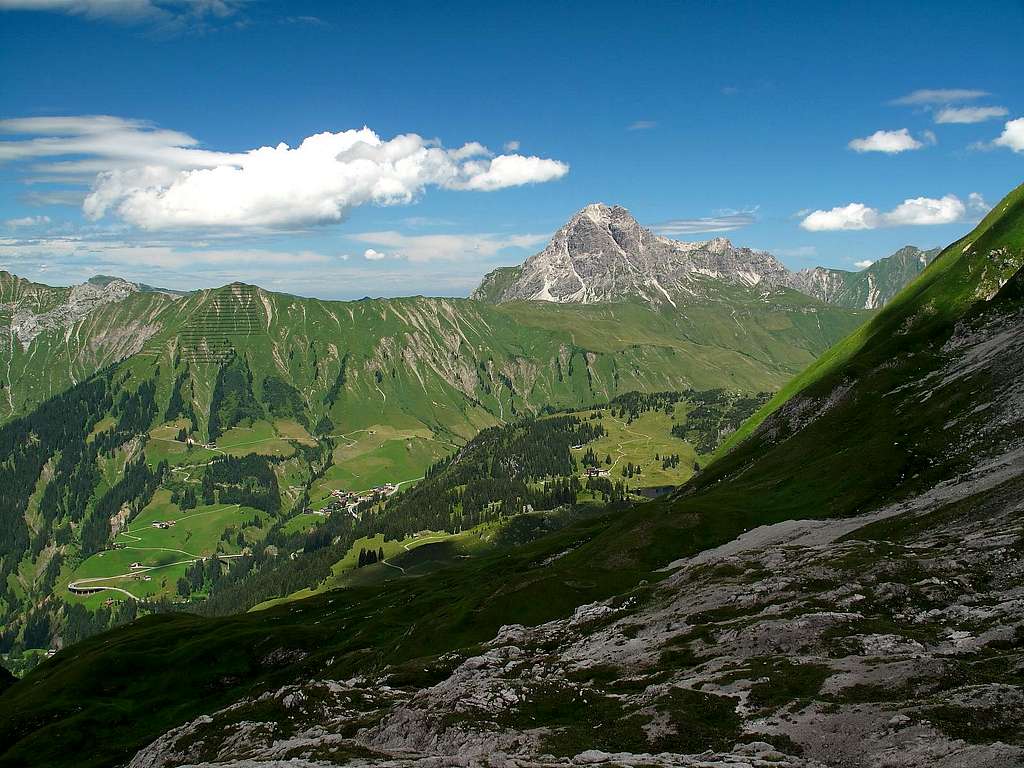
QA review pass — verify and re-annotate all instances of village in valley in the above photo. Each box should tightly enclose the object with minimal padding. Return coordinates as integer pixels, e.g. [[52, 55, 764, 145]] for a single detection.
[[54, 388, 741, 636]]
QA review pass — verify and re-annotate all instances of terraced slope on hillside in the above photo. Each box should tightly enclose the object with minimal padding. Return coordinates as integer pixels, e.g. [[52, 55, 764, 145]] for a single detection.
[[0, 272, 868, 428], [1, 185, 1020, 767]]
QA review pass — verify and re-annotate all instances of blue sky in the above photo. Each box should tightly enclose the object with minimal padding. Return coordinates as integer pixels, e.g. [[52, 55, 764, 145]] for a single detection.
[[0, 0, 1021, 299]]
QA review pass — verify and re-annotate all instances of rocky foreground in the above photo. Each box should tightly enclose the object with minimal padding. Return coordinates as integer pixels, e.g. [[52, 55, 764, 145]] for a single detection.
[[128, 443, 1024, 768]]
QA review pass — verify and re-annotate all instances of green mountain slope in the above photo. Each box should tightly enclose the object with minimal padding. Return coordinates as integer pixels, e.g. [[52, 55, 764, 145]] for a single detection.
[[1, 275, 867, 429], [0, 272, 178, 418], [0, 278, 868, 659], [469, 264, 523, 303], [717, 182, 1024, 459], [1, 186, 1020, 767]]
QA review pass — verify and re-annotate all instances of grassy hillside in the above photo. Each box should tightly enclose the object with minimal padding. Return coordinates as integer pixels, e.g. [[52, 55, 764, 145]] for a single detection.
[[0, 273, 176, 418], [0, 273, 869, 644], [1, 183, 1020, 767], [1, 273, 868, 430], [716, 182, 1024, 460]]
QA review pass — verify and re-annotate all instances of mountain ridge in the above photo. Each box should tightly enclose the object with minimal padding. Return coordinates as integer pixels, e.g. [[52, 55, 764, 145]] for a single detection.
[[0, 265, 870, 424], [473, 202, 939, 309]]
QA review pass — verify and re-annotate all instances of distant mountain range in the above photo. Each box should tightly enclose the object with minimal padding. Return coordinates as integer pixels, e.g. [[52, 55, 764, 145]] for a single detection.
[[474, 203, 938, 309]]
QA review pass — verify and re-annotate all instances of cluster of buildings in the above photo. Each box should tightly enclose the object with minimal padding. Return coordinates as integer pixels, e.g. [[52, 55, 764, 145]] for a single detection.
[[315, 484, 399, 517], [329, 483, 397, 504], [151, 520, 177, 530], [584, 466, 611, 478]]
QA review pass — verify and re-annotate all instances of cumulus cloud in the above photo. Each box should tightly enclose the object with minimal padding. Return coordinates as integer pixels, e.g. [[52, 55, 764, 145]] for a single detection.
[[854, 260, 874, 269], [451, 153, 568, 192], [5, 215, 51, 228], [800, 194, 977, 231], [966, 192, 991, 216], [653, 208, 758, 236], [935, 105, 1008, 124], [993, 118, 1024, 153], [848, 128, 926, 153], [890, 89, 988, 105], [0, 117, 569, 230], [350, 231, 548, 263], [800, 203, 880, 231], [503, 140, 520, 152], [363, 248, 387, 261]]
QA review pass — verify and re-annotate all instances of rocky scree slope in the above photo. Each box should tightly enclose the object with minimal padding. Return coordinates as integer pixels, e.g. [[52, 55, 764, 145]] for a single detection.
[[473, 203, 937, 309]]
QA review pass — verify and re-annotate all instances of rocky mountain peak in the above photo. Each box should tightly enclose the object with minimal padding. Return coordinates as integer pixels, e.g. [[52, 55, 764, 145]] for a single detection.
[[703, 236, 734, 253], [473, 204, 936, 310], [9, 276, 141, 348], [473, 203, 789, 305]]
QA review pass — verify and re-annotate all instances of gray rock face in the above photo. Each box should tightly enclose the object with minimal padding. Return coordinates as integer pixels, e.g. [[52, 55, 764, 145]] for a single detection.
[[473, 204, 935, 309], [789, 246, 940, 309], [9, 277, 140, 348], [475, 203, 793, 306]]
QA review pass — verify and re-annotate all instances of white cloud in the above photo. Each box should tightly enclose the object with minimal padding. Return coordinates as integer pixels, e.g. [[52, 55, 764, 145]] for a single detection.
[[993, 118, 1024, 153], [5, 215, 51, 228], [0, 234, 511, 299], [363, 248, 387, 261], [890, 89, 988, 105], [451, 153, 568, 192], [0, 235, 331, 269], [935, 106, 1008, 124], [653, 208, 758, 236], [884, 195, 965, 226], [854, 260, 874, 269], [848, 128, 925, 153], [800, 194, 971, 231], [627, 120, 657, 131], [503, 140, 520, 152], [351, 231, 548, 263], [967, 192, 990, 216], [801, 203, 879, 231], [0, 0, 245, 29], [22, 189, 85, 207], [0, 115, 234, 171], [0, 117, 569, 230]]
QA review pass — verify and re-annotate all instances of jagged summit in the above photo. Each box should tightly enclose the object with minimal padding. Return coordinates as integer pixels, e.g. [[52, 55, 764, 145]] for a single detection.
[[473, 204, 939, 309], [472, 203, 790, 306]]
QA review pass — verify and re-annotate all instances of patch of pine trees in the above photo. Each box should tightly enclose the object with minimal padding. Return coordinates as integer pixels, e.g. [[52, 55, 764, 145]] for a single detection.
[[357, 546, 386, 567]]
